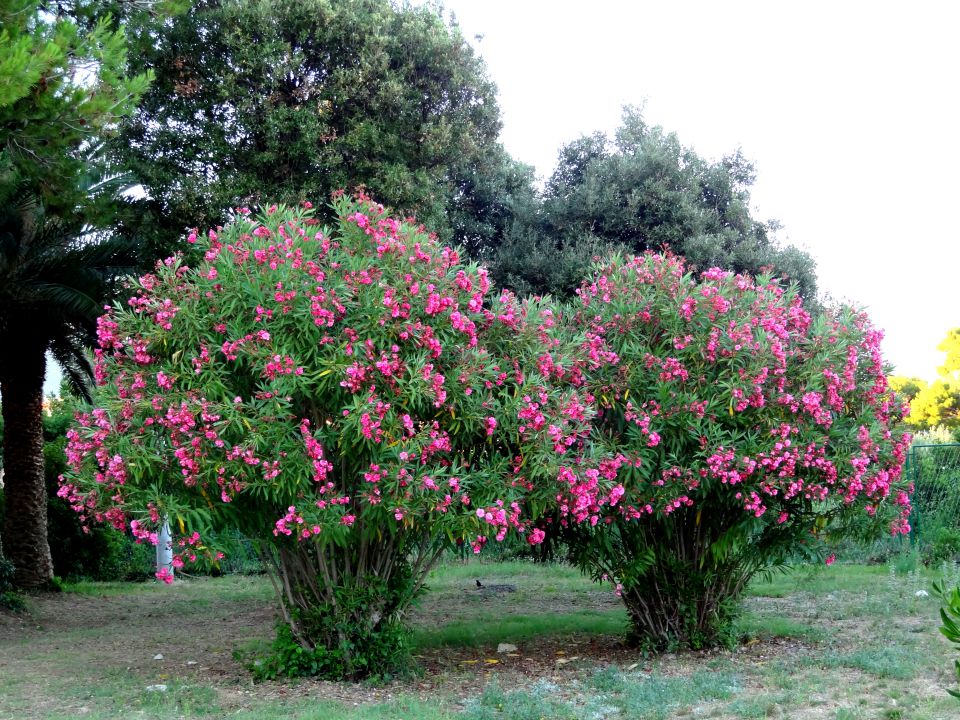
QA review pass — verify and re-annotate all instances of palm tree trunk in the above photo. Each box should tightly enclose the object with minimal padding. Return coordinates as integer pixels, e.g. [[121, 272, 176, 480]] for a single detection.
[[0, 339, 54, 590]]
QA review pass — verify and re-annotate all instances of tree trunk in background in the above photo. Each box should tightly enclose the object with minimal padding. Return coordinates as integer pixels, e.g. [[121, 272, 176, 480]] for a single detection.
[[0, 338, 54, 589]]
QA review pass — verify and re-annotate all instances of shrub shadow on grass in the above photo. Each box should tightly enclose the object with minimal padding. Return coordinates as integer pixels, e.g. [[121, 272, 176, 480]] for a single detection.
[[412, 610, 627, 650], [735, 613, 827, 643]]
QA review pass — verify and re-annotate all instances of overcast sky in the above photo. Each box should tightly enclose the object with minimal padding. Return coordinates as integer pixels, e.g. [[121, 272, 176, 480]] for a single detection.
[[434, 0, 959, 381], [40, 0, 959, 395]]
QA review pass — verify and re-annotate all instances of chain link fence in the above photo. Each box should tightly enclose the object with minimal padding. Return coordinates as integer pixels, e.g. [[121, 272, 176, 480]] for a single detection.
[[908, 443, 960, 560]]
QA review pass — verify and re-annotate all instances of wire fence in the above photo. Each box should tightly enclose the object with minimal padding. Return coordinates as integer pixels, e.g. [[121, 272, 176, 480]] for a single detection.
[[908, 443, 960, 558], [212, 528, 264, 575]]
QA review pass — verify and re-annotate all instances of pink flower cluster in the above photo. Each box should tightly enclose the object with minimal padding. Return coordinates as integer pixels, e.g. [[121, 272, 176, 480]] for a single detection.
[[564, 251, 912, 541], [59, 196, 912, 579]]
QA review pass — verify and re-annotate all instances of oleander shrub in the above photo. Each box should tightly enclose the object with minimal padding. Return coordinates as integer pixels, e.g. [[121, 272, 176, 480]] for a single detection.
[[59, 194, 589, 678], [556, 253, 912, 649]]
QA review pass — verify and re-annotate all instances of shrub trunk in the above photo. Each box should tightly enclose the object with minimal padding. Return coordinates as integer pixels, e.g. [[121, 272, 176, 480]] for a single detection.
[[259, 530, 443, 679], [618, 554, 751, 650], [570, 505, 758, 650]]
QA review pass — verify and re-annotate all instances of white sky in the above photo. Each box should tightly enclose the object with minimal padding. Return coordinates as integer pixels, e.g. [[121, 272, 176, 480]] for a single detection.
[[437, 0, 960, 381], [41, 0, 958, 395]]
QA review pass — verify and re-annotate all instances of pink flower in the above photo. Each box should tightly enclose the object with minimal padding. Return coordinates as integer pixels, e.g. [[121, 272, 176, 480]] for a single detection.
[[825, 554, 836, 566]]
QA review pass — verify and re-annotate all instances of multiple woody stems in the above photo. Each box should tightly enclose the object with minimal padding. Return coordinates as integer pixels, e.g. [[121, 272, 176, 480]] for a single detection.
[[258, 526, 445, 674]]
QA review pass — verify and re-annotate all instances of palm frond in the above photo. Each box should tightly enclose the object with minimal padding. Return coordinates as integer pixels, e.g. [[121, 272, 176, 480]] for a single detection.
[[3, 214, 137, 312], [48, 332, 95, 402], [74, 144, 140, 226], [27, 283, 102, 321], [1, 143, 139, 381], [0, 184, 42, 279]]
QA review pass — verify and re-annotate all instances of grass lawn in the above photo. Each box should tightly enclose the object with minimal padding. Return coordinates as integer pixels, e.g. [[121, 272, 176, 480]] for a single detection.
[[0, 560, 957, 719]]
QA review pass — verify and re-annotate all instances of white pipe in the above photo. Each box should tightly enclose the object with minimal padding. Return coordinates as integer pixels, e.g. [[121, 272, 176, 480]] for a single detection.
[[157, 520, 174, 582]]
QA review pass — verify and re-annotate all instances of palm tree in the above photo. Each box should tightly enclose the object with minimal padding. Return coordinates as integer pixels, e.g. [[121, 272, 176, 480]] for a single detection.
[[0, 167, 134, 589]]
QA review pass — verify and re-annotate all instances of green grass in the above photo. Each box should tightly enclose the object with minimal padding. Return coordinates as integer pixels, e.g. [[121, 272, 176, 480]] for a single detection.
[[835, 709, 867, 720], [460, 671, 740, 720], [747, 562, 941, 598], [427, 559, 593, 592], [2, 559, 957, 720], [748, 564, 882, 597], [51, 696, 452, 720], [232, 698, 453, 720], [724, 693, 790, 719], [63, 574, 273, 602], [61, 579, 154, 597], [461, 682, 580, 720], [99, 681, 221, 718], [413, 610, 627, 649], [587, 665, 626, 692], [616, 670, 740, 720], [818, 645, 927, 680], [735, 612, 826, 642]]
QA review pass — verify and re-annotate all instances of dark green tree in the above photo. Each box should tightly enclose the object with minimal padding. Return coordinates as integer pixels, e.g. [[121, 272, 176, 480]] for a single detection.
[[0, 0, 149, 588], [493, 108, 818, 300], [112, 0, 522, 260]]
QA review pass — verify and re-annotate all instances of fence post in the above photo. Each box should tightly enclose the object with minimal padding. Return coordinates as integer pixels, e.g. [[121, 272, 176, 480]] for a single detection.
[[908, 446, 919, 547]]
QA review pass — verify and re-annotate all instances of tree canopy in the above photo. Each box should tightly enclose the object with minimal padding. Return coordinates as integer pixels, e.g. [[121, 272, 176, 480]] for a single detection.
[[919, 329, 960, 429], [0, 0, 150, 210], [111, 0, 523, 261], [891, 328, 960, 431], [107, 5, 818, 307], [492, 108, 818, 300]]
